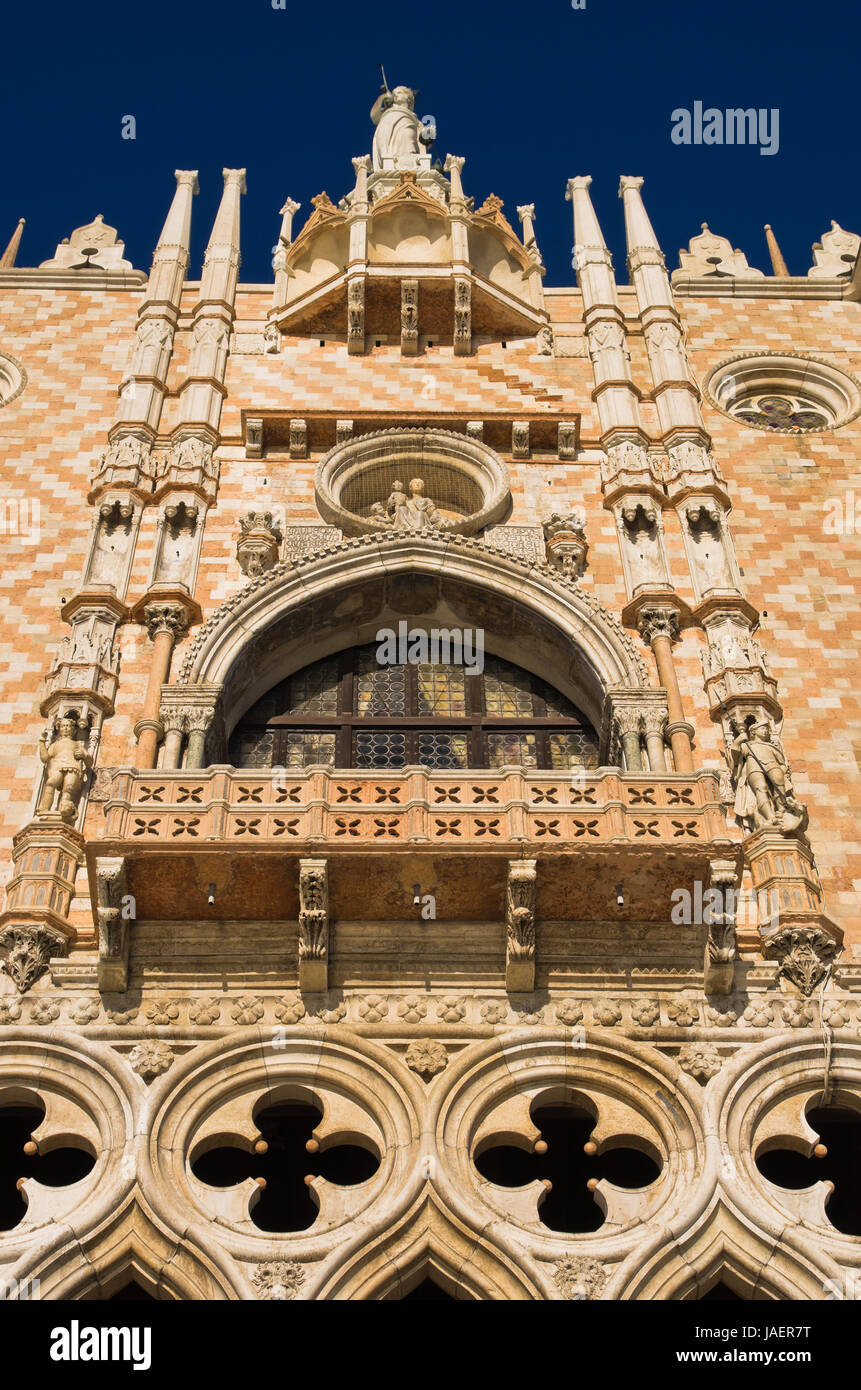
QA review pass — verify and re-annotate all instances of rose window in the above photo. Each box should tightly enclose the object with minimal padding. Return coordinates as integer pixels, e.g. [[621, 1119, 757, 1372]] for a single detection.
[[705, 353, 861, 435]]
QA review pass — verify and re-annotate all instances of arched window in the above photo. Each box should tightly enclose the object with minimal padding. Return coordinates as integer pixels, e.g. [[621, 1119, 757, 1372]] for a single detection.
[[229, 644, 599, 772]]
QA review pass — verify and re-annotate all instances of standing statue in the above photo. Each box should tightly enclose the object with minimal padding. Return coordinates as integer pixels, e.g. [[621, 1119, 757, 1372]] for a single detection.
[[370, 78, 433, 171], [38, 711, 93, 822], [730, 719, 807, 835]]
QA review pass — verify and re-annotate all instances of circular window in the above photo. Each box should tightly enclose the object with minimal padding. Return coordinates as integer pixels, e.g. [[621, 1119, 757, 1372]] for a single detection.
[[705, 353, 861, 435], [0, 352, 27, 408], [314, 427, 511, 536]]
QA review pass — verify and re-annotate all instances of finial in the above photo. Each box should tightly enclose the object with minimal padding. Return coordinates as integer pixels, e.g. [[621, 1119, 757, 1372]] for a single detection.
[[764, 223, 789, 276], [0, 217, 25, 269]]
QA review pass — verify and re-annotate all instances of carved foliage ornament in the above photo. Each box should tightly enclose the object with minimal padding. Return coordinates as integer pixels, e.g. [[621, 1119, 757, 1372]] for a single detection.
[[0, 924, 68, 993], [764, 926, 840, 996]]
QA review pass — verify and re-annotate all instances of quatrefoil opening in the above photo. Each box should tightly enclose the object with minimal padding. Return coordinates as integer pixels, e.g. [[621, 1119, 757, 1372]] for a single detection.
[[755, 1100, 861, 1237], [474, 1094, 662, 1233], [190, 1093, 380, 1233], [0, 1094, 96, 1231]]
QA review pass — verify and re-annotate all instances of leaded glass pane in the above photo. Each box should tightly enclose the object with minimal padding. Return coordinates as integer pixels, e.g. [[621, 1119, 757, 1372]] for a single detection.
[[353, 730, 407, 768], [416, 664, 467, 716], [229, 729, 275, 769], [548, 730, 600, 769], [417, 731, 469, 769], [483, 657, 534, 716], [283, 731, 336, 767], [356, 650, 407, 715], [285, 657, 340, 714], [542, 686, 580, 718], [487, 732, 538, 767]]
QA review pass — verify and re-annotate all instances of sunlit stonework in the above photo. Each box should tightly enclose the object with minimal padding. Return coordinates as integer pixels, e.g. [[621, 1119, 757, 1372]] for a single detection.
[[0, 82, 859, 1304]]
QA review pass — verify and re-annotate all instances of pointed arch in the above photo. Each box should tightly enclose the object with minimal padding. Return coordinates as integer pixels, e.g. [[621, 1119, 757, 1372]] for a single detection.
[[318, 1189, 543, 1301]]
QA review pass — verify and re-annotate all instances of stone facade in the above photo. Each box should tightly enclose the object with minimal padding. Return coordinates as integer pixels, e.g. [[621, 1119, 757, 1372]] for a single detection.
[[0, 94, 860, 1301]]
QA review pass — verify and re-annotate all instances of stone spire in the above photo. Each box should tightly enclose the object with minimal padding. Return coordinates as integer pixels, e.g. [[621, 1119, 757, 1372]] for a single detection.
[[114, 171, 199, 440], [764, 223, 789, 277], [619, 175, 699, 440], [0, 218, 25, 269], [199, 168, 246, 306], [566, 176, 644, 447], [147, 170, 198, 305], [178, 169, 246, 435]]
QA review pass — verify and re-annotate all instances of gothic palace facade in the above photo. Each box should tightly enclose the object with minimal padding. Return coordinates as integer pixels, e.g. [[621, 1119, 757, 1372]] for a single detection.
[[1, 87, 860, 1301]]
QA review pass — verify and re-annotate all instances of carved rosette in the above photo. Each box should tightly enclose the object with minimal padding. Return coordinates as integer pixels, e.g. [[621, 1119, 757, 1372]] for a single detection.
[[764, 925, 840, 996], [0, 924, 68, 994]]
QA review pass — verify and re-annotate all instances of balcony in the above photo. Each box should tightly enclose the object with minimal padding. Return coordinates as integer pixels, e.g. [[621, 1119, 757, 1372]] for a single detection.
[[90, 765, 735, 927]]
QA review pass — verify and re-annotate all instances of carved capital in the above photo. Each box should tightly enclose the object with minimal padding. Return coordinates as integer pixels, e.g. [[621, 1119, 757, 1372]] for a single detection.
[[144, 603, 188, 642], [638, 606, 680, 646], [763, 925, 840, 996], [0, 924, 68, 994]]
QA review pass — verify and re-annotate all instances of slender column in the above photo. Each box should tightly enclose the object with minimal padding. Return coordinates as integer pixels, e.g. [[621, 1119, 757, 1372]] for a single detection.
[[134, 604, 188, 769], [642, 706, 669, 773], [161, 711, 185, 769], [615, 710, 643, 772], [444, 155, 470, 267], [185, 707, 214, 770], [348, 157, 371, 266], [638, 607, 694, 773]]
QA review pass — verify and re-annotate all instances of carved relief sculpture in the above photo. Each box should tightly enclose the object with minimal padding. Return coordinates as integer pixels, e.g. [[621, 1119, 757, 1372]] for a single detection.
[[730, 718, 808, 836], [37, 711, 93, 822], [298, 858, 329, 992], [506, 859, 537, 992]]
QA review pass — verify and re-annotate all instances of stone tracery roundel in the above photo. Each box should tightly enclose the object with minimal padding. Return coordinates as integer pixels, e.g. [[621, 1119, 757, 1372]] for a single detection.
[[314, 427, 511, 536]]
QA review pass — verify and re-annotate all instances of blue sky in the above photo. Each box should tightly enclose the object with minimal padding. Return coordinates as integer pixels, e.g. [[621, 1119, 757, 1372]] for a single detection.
[[2, 0, 857, 286]]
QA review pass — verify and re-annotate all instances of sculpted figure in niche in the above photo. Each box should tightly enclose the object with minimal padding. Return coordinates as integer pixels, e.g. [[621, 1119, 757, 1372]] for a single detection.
[[730, 719, 807, 835], [376, 477, 450, 531], [38, 712, 93, 822], [370, 84, 431, 171]]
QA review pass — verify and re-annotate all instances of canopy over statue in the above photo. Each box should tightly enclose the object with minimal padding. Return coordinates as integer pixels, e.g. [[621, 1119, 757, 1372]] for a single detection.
[[370, 82, 433, 172]]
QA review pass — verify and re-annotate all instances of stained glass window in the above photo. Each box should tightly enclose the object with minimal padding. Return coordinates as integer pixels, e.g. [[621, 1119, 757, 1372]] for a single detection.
[[229, 644, 601, 771]]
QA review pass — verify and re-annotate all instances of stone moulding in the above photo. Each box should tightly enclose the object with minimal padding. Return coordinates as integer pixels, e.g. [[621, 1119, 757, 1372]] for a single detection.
[[0, 1028, 855, 1300], [175, 529, 650, 690]]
